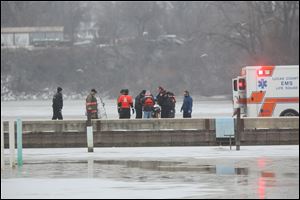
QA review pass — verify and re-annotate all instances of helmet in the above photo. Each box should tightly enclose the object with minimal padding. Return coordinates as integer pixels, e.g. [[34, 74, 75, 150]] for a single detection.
[[91, 88, 97, 93]]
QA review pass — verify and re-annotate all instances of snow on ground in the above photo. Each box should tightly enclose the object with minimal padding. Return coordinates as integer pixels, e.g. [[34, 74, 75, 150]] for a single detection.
[[1, 99, 233, 120], [1, 146, 299, 199], [2, 178, 220, 199]]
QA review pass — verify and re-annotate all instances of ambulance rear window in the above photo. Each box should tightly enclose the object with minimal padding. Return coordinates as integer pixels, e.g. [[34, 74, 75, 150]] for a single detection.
[[233, 80, 237, 91]]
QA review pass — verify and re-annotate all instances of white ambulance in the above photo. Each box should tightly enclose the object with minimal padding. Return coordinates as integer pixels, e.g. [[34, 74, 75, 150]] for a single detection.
[[232, 65, 299, 117]]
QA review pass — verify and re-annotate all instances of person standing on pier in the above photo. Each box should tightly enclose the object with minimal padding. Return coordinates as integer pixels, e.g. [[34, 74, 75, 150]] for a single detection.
[[135, 90, 146, 119], [86, 89, 98, 120], [118, 89, 134, 119], [180, 90, 193, 118], [52, 87, 63, 120]]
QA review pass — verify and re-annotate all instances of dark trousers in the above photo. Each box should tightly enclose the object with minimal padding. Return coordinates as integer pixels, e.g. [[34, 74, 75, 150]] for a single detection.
[[161, 107, 168, 118], [183, 112, 191, 118], [87, 112, 98, 121], [169, 108, 175, 118], [119, 108, 131, 119], [135, 108, 143, 119], [52, 108, 63, 120]]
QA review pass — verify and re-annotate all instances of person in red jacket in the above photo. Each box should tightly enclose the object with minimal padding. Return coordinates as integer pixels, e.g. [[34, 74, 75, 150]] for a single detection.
[[141, 90, 155, 119], [117, 89, 134, 119]]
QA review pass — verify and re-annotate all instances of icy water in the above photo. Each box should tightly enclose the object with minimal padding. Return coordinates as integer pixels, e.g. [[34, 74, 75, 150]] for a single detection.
[[1, 99, 232, 120], [1, 146, 299, 199]]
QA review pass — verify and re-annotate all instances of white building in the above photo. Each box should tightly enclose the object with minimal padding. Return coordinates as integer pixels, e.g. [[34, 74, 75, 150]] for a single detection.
[[1, 26, 64, 47]]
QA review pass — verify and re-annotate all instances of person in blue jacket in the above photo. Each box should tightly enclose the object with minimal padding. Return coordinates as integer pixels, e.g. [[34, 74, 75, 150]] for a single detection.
[[180, 90, 193, 118]]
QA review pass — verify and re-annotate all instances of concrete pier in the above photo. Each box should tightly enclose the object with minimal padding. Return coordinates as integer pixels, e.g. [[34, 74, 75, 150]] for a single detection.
[[2, 118, 299, 148]]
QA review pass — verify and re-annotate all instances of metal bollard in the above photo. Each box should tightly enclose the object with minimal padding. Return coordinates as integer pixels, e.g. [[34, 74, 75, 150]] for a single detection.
[[17, 118, 23, 166]]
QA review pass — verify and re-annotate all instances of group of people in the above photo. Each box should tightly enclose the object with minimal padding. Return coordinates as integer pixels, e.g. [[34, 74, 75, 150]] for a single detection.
[[133, 87, 176, 119], [115, 86, 193, 119], [52, 86, 193, 120]]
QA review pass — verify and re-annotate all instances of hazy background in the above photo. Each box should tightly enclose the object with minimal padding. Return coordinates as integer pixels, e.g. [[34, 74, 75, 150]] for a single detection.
[[1, 1, 299, 100]]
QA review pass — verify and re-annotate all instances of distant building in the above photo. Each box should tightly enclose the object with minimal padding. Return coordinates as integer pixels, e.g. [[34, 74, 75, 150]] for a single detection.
[[76, 22, 99, 41], [1, 26, 64, 47]]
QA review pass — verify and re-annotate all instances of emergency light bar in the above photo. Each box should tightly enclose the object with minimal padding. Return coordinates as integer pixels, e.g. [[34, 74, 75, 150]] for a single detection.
[[257, 66, 274, 77]]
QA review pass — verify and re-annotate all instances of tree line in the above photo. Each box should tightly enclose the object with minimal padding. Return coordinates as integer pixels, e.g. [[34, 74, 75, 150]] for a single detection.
[[1, 1, 299, 99]]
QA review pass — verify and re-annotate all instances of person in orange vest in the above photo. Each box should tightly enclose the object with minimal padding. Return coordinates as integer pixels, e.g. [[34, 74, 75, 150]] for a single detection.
[[117, 89, 134, 119], [86, 89, 98, 120], [117, 89, 125, 118]]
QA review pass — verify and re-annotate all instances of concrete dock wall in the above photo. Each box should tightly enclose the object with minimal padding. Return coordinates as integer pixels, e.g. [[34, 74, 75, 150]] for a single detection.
[[2, 118, 299, 147]]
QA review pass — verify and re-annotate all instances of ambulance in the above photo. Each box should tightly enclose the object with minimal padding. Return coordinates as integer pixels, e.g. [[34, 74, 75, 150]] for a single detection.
[[232, 65, 299, 117]]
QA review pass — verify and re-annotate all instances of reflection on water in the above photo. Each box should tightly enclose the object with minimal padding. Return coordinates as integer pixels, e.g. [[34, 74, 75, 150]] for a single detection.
[[1, 159, 249, 179], [2, 157, 299, 199], [257, 158, 276, 199], [93, 160, 249, 175]]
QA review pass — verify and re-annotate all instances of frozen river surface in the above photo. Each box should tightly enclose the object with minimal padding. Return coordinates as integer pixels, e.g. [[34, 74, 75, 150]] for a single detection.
[[1, 99, 232, 120], [1, 146, 299, 199]]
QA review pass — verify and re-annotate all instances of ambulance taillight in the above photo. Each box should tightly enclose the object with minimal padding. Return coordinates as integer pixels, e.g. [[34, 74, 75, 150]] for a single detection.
[[239, 78, 246, 90]]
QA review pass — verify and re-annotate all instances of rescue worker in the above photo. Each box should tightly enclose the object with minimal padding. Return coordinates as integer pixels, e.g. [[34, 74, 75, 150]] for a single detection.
[[118, 89, 125, 118], [52, 87, 63, 120], [117, 89, 134, 119], [180, 90, 193, 118], [156, 86, 169, 118], [167, 92, 176, 118], [135, 90, 146, 119], [141, 91, 155, 119], [86, 89, 98, 120]]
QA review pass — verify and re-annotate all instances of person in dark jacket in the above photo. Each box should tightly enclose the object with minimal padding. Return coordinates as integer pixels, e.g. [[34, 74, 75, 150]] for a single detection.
[[52, 87, 63, 120], [167, 92, 176, 118], [180, 90, 193, 118], [156, 86, 169, 118], [135, 90, 146, 119]]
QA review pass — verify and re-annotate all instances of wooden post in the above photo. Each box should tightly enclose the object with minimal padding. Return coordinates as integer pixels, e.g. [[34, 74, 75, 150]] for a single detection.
[[236, 108, 241, 151], [9, 121, 16, 167], [229, 135, 232, 150]]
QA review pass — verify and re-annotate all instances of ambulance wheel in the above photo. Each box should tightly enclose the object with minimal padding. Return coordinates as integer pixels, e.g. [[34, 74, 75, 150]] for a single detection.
[[280, 109, 299, 117]]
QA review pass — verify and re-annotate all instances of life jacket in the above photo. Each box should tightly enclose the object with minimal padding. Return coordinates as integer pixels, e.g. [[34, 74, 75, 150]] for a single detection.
[[144, 96, 154, 107], [118, 95, 133, 108]]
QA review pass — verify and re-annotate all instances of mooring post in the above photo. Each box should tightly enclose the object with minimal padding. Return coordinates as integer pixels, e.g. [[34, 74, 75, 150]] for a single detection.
[[9, 120, 16, 167], [229, 135, 232, 150], [86, 114, 94, 153], [236, 108, 241, 151], [17, 118, 23, 166]]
